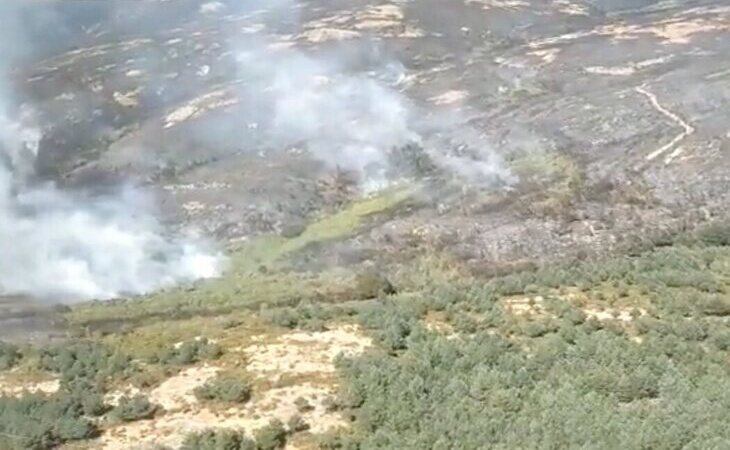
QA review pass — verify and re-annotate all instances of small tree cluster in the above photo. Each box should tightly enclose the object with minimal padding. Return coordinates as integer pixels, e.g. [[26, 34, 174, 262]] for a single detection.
[[194, 375, 252, 404], [154, 338, 222, 366], [0, 341, 21, 370], [109, 395, 159, 422]]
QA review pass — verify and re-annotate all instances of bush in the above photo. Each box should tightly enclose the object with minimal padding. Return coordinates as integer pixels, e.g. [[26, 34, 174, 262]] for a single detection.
[[38, 341, 132, 389], [253, 420, 287, 450], [353, 272, 396, 300], [261, 308, 300, 329], [696, 295, 730, 316], [0, 393, 99, 449], [181, 429, 255, 450], [155, 338, 222, 366], [194, 376, 252, 404], [711, 332, 730, 351], [109, 395, 158, 422], [0, 341, 21, 370], [696, 223, 730, 246], [286, 414, 309, 433]]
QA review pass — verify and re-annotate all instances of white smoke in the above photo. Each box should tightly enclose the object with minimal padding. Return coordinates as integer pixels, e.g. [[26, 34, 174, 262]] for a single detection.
[[236, 48, 415, 179], [233, 41, 512, 189], [0, 110, 223, 301], [0, 1, 225, 302]]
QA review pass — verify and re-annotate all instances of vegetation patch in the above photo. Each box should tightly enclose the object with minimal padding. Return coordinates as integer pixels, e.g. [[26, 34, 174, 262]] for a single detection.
[[0, 341, 21, 371], [109, 394, 159, 422], [181, 429, 256, 450], [323, 237, 730, 448], [153, 337, 223, 366], [65, 187, 415, 330], [0, 392, 100, 449], [194, 374, 252, 404]]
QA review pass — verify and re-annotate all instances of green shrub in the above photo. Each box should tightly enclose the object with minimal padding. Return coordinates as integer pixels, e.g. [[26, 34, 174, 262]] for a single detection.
[[520, 319, 559, 338], [38, 341, 133, 390], [194, 376, 252, 404], [286, 414, 309, 433], [353, 272, 396, 300], [711, 332, 730, 351], [696, 295, 730, 316], [0, 341, 21, 370], [261, 302, 334, 331], [181, 429, 255, 450], [0, 393, 99, 449], [253, 420, 287, 450], [696, 223, 730, 246], [109, 395, 158, 422], [261, 308, 300, 328], [671, 320, 708, 341], [615, 370, 659, 402], [154, 338, 222, 366]]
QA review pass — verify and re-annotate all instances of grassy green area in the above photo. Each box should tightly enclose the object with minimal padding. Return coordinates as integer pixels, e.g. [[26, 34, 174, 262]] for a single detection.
[[508, 151, 585, 217], [228, 185, 416, 272], [66, 185, 416, 329]]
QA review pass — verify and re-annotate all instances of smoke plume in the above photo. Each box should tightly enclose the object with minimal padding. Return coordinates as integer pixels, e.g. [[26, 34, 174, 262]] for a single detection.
[[226, 23, 512, 190], [0, 1, 223, 302]]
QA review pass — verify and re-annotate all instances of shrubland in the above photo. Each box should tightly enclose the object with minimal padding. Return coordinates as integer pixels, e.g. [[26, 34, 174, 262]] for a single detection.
[[2, 188, 730, 450]]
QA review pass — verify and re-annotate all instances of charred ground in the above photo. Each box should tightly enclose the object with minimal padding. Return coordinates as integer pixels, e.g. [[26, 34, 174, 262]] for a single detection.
[[1, 0, 730, 449]]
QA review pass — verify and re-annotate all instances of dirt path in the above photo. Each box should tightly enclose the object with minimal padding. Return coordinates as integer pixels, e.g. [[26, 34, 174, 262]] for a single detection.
[[635, 86, 695, 163]]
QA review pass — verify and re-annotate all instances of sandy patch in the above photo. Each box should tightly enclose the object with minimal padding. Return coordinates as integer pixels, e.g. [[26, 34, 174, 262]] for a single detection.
[[584, 56, 672, 76], [466, 0, 529, 10], [529, 12, 730, 48], [151, 365, 221, 411], [0, 375, 60, 397], [97, 326, 370, 448], [164, 89, 238, 128], [113, 89, 140, 108], [528, 48, 560, 65], [298, 28, 361, 43], [299, 4, 423, 43], [555, 0, 589, 16], [502, 295, 549, 317], [98, 382, 342, 449], [502, 294, 646, 323], [429, 90, 468, 105], [584, 307, 646, 322], [244, 325, 372, 380], [585, 66, 636, 76]]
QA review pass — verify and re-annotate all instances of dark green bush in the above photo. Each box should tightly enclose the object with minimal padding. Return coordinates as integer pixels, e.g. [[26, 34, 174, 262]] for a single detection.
[[109, 395, 158, 422], [353, 272, 396, 300], [0, 393, 99, 449], [194, 376, 251, 404], [260, 303, 333, 331], [696, 223, 730, 246], [696, 295, 730, 316], [181, 429, 255, 450], [711, 332, 730, 351], [253, 419, 287, 450], [0, 341, 21, 370], [261, 308, 300, 328], [38, 341, 132, 389], [286, 414, 309, 433]]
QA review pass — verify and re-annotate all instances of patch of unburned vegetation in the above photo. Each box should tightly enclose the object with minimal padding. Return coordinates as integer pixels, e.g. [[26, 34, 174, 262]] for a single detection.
[[66, 186, 416, 330]]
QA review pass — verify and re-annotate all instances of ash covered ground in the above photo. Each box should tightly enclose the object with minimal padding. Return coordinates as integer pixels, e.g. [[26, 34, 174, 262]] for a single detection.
[[2, 0, 729, 338]]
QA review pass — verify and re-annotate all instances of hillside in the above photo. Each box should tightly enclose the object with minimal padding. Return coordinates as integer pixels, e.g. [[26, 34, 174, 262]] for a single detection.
[[1, 0, 729, 449]]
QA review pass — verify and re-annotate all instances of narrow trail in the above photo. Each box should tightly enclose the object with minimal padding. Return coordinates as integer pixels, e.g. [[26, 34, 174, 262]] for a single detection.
[[635, 86, 695, 163]]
